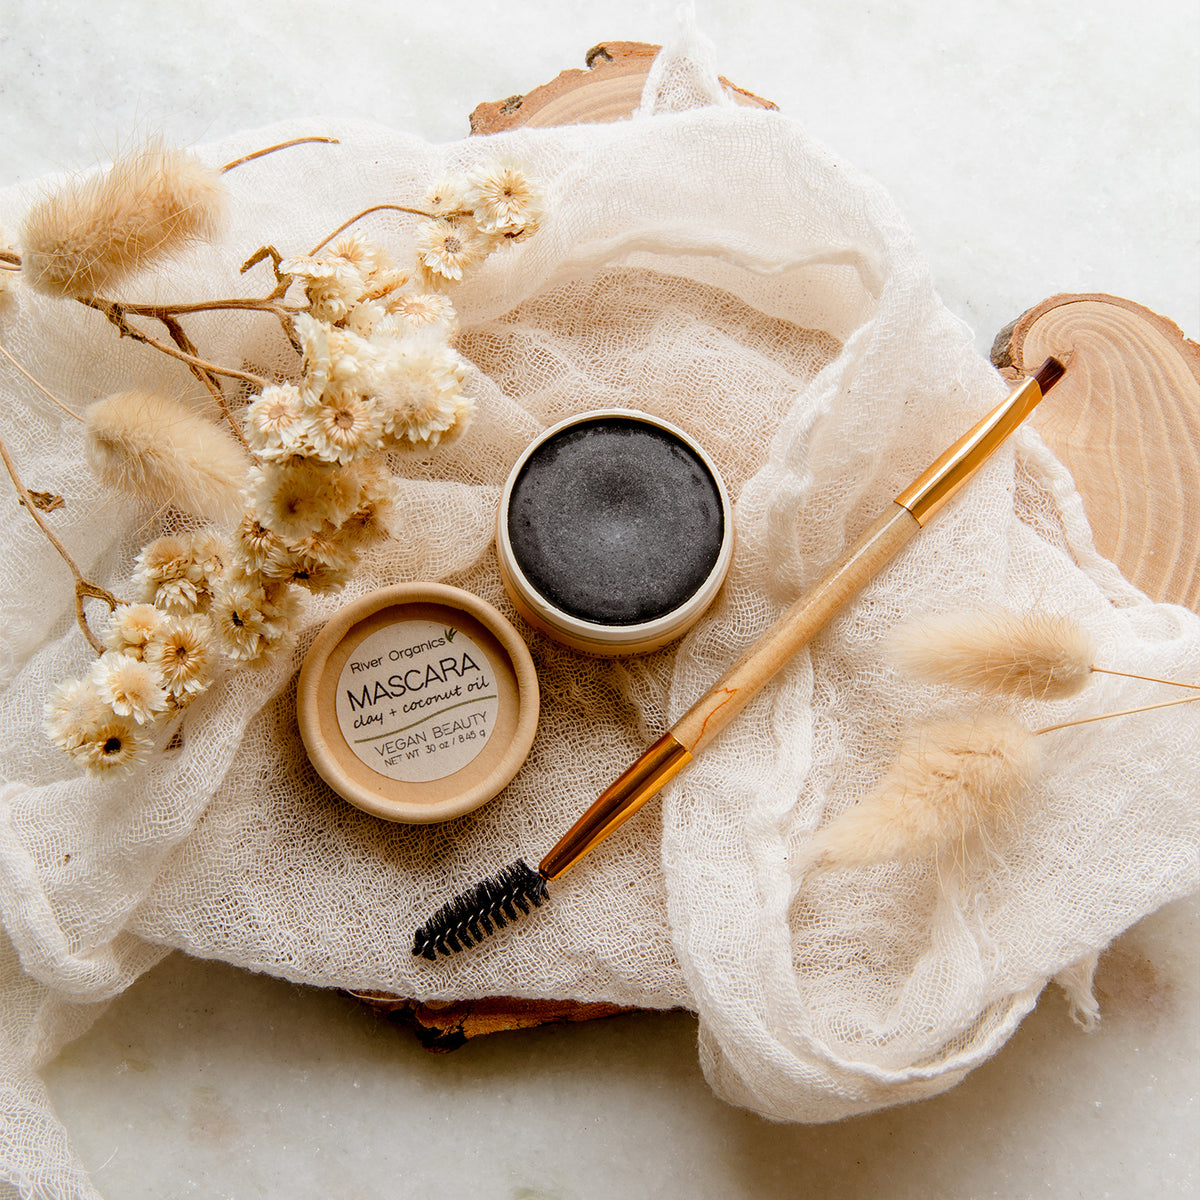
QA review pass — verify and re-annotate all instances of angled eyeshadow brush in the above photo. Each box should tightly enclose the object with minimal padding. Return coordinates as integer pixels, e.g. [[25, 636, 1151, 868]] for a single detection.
[[412, 357, 1067, 959]]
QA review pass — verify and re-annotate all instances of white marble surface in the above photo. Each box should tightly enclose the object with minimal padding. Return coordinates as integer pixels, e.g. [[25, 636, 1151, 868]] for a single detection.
[[2, 1, 1198, 1197]]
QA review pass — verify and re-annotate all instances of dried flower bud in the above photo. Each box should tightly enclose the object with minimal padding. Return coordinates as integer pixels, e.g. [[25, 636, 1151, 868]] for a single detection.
[[84, 390, 249, 525], [888, 609, 1096, 702], [20, 140, 224, 297], [795, 715, 1042, 875]]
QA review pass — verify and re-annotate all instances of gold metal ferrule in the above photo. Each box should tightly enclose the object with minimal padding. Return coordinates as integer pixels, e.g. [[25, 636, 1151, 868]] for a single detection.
[[538, 733, 693, 880], [894, 375, 1044, 526]]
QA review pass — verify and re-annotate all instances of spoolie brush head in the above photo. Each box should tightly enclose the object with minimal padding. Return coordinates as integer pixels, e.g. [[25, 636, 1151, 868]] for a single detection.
[[412, 859, 549, 960]]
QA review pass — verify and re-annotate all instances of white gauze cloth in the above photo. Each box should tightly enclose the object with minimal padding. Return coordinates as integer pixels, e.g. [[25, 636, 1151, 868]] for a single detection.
[[1, 38, 1198, 1197]]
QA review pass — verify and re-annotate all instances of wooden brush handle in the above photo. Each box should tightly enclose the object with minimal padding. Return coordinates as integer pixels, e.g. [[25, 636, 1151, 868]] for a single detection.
[[671, 504, 919, 754], [539, 504, 918, 879]]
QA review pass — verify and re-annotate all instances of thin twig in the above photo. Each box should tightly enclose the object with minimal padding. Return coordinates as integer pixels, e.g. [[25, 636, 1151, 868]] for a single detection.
[[0, 431, 121, 653], [240, 244, 292, 300], [1035, 694, 1200, 736], [79, 297, 271, 390], [116, 296, 302, 319], [1092, 666, 1200, 691], [219, 135, 340, 174], [307, 204, 439, 256], [158, 314, 249, 446], [0, 341, 83, 422]]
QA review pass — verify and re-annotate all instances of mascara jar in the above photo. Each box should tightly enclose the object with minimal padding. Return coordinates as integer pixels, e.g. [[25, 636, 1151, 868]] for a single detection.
[[496, 410, 733, 655], [296, 583, 539, 823]]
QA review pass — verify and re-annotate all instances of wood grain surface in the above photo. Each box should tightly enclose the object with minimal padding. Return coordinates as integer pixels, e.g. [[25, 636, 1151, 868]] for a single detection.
[[469, 40, 776, 134], [992, 294, 1200, 611]]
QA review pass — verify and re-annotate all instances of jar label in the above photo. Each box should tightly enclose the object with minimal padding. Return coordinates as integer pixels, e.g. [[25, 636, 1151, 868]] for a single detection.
[[334, 619, 498, 783]]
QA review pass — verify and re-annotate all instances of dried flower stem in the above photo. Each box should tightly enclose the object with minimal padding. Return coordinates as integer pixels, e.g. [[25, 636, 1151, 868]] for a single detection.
[[239, 244, 292, 300], [79, 297, 264, 444], [82, 298, 269, 388], [117, 296, 302, 320], [0, 250, 19, 269], [0, 341, 83, 422], [219, 136, 340, 175], [0, 431, 119, 652], [157, 312, 247, 442], [1091, 666, 1200, 691], [307, 204, 443, 256], [1034, 694, 1200, 736]]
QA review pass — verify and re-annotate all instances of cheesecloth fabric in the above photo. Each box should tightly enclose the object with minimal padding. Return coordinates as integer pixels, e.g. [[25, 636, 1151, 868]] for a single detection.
[[1, 33, 1198, 1198]]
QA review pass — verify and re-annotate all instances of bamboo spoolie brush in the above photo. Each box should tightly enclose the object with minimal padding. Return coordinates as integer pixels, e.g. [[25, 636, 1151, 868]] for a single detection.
[[412, 358, 1068, 959]]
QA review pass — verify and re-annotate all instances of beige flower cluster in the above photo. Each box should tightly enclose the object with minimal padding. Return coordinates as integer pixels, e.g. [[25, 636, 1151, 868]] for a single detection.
[[34, 152, 546, 774], [415, 163, 545, 283]]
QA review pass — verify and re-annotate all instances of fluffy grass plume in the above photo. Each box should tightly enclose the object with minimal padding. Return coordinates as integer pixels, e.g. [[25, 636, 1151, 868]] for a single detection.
[[20, 140, 224, 297], [84, 390, 248, 524], [888, 609, 1095, 701], [797, 715, 1042, 873]]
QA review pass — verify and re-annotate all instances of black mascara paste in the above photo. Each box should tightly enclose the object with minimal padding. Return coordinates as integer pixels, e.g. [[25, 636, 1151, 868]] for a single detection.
[[496, 410, 733, 654]]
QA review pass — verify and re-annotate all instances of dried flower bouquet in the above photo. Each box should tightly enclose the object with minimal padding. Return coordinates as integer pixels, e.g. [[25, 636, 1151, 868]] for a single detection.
[[0, 136, 545, 775]]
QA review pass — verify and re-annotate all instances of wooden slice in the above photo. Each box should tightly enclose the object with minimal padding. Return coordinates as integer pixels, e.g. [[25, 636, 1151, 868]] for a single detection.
[[992, 294, 1200, 611], [353, 992, 640, 1052], [469, 40, 776, 134]]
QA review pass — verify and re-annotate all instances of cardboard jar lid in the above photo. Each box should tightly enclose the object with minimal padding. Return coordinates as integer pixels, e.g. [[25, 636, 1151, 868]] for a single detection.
[[297, 583, 539, 823]]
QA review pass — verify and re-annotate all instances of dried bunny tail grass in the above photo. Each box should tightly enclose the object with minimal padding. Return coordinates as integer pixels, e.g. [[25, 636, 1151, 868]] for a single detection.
[[888, 609, 1096, 701], [20, 139, 224, 297], [84, 390, 249, 524], [795, 714, 1042, 876]]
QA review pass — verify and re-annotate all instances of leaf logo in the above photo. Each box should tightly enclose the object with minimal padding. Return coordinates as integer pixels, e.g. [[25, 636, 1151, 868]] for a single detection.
[[444, 627, 457, 643]]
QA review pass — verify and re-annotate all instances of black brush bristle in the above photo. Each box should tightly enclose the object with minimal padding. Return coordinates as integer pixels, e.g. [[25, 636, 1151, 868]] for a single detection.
[[412, 859, 549, 960]]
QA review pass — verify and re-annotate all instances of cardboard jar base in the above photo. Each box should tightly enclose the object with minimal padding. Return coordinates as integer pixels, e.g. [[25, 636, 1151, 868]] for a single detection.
[[296, 584, 539, 823]]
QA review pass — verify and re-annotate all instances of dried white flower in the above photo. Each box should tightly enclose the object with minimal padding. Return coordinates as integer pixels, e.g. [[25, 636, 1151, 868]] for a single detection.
[[133, 534, 199, 611], [466, 162, 544, 241], [187, 530, 227, 588], [91, 651, 169, 724], [132, 530, 224, 613], [250, 460, 359, 540], [294, 314, 373, 395], [265, 533, 353, 594], [304, 387, 386, 466], [102, 602, 166, 657], [363, 334, 471, 448], [336, 464, 398, 550], [344, 300, 386, 337], [413, 216, 492, 283], [383, 291, 458, 336], [246, 384, 310, 462], [281, 251, 366, 324], [210, 576, 289, 662], [424, 174, 470, 217], [329, 235, 406, 297], [70, 711, 151, 774], [43, 677, 110, 750], [144, 613, 215, 701], [230, 514, 285, 575]]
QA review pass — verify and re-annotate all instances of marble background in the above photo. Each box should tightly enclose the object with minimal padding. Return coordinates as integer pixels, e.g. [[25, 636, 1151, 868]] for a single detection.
[[1, 1, 1197, 1197]]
